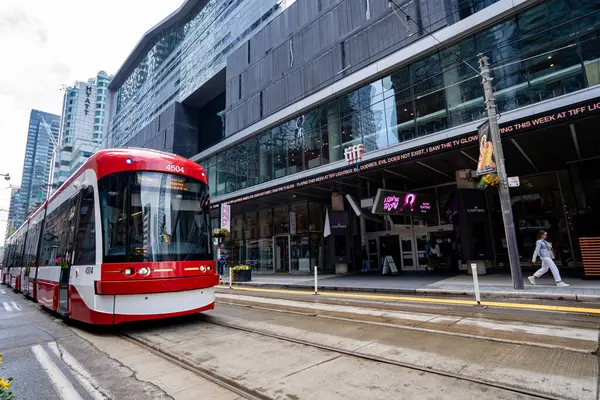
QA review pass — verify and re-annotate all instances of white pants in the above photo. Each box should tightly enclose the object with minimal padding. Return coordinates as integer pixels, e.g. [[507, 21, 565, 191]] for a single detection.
[[534, 257, 562, 282]]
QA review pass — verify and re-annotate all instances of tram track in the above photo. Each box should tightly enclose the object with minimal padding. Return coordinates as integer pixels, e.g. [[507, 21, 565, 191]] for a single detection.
[[120, 311, 571, 400], [119, 331, 270, 400], [201, 317, 564, 400]]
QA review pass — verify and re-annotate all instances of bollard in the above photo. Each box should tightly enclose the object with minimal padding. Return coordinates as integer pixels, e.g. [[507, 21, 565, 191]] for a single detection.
[[471, 263, 481, 305], [229, 266, 232, 289], [314, 266, 318, 295]]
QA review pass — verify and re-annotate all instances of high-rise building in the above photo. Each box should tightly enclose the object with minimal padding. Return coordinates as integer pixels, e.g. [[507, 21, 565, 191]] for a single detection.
[[4, 186, 20, 240], [17, 110, 60, 228], [50, 71, 113, 193]]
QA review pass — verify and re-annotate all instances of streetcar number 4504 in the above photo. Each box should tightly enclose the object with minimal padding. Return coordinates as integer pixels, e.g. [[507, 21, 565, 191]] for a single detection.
[[166, 164, 185, 173]]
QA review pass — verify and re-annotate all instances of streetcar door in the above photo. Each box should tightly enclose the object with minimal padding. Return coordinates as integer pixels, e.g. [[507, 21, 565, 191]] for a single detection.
[[58, 194, 81, 315]]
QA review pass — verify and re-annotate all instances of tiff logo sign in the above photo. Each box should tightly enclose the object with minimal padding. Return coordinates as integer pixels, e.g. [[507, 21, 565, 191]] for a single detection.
[[344, 144, 364, 164]]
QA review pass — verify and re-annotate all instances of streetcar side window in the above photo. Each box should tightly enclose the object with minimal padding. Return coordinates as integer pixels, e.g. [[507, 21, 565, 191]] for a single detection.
[[12, 230, 26, 269], [23, 218, 43, 272], [41, 196, 77, 267], [73, 188, 96, 266]]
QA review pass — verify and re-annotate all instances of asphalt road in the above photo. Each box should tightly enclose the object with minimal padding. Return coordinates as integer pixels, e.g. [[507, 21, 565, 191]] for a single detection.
[[0, 287, 172, 400]]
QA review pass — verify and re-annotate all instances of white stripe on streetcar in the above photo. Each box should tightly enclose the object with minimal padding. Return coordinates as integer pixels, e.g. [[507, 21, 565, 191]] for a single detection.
[[3, 302, 13, 312], [48, 342, 109, 400], [10, 302, 21, 311], [31, 345, 83, 400]]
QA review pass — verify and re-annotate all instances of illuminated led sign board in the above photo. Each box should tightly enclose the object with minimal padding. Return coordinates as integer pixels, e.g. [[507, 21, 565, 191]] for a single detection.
[[371, 189, 434, 216]]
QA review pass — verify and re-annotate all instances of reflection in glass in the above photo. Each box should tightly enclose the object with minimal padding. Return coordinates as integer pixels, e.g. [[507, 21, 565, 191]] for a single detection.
[[272, 128, 287, 179]]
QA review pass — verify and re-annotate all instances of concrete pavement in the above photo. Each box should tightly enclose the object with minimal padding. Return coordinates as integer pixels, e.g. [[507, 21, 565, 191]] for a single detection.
[[126, 302, 598, 399], [125, 311, 541, 400], [222, 270, 600, 301]]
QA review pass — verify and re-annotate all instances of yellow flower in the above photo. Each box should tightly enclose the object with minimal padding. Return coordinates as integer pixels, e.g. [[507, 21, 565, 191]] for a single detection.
[[0, 378, 10, 390]]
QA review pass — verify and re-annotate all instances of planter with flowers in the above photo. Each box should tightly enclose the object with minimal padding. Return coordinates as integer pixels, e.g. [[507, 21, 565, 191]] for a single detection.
[[212, 228, 229, 245], [477, 173, 501, 190], [0, 353, 15, 400], [232, 265, 252, 282]]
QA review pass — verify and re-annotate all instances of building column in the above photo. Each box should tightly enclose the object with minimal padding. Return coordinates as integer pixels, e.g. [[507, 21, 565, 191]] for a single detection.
[[331, 191, 348, 274]]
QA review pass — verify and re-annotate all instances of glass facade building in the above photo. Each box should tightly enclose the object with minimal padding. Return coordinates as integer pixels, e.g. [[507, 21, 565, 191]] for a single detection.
[[107, 0, 292, 149], [200, 0, 600, 199], [17, 110, 60, 227]]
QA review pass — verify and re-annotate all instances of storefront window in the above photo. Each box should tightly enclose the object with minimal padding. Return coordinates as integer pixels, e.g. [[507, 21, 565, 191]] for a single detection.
[[509, 173, 572, 265], [273, 206, 289, 235], [231, 215, 243, 241], [308, 202, 323, 232], [259, 209, 272, 237], [290, 203, 308, 233], [243, 211, 258, 239]]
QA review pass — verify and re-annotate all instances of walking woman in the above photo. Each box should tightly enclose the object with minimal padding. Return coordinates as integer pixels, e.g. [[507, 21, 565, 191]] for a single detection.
[[528, 230, 569, 287]]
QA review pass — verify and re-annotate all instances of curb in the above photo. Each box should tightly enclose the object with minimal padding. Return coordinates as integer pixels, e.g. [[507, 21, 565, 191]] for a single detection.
[[223, 281, 600, 302]]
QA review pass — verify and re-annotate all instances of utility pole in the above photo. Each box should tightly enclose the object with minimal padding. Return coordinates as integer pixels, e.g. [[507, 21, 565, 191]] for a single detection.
[[478, 54, 524, 290]]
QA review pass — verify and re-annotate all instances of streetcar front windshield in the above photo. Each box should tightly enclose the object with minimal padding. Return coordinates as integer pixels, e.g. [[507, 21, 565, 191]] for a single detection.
[[99, 171, 212, 263]]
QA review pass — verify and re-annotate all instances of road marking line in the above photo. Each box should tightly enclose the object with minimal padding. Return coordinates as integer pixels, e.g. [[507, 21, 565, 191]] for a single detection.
[[48, 342, 109, 400], [217, 286, 600, 315], [0, 290, 5, 294], [31, 345, 83, 400], [3, 302, 13, 312], [10, 302, 21, 311]]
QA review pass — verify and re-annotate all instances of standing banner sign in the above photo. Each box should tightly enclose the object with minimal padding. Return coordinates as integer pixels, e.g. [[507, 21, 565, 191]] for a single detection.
[[220, 204, 231, 231], [476, 121, 497, 176]]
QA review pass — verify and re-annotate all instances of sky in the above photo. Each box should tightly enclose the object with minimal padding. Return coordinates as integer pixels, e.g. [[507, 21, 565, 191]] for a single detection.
[[0, 0, 184, 246]]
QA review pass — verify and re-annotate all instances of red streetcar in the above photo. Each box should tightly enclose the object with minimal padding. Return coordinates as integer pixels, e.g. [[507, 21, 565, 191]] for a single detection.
[[1, 148, 218, 324]]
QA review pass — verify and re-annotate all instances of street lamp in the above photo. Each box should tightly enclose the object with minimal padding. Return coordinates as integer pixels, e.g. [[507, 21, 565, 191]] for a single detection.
[[0, 174, 9, 182]]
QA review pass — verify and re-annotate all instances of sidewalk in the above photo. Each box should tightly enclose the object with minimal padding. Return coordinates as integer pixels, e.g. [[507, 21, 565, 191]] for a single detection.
[[221, 271, 600, 302]]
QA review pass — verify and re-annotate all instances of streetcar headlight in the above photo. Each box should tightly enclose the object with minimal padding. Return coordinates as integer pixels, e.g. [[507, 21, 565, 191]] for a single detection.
[[139, 267, 150, 276], [207, 266, 212, 271], [200, 265, 206, 272], [124, 268, 135, 276]]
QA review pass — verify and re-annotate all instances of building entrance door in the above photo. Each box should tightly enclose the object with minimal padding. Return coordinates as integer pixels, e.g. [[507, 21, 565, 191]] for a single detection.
[[367, 238, 379, 271], [400, 235, 417, 271], [273, 235, 290, 273]]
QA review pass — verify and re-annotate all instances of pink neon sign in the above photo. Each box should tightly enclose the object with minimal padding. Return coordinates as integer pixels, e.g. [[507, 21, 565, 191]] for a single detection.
[[383, 196, 400, 211]]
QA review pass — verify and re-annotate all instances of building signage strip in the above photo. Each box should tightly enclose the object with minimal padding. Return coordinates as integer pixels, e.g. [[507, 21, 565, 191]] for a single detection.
[[213, 96, 600, 207]]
